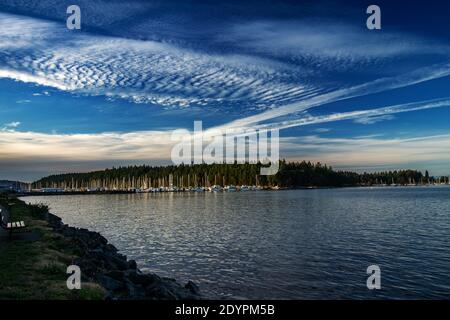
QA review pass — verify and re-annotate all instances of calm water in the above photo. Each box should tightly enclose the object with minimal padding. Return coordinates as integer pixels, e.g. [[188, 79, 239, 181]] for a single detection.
[[23, 187, 450, 299]]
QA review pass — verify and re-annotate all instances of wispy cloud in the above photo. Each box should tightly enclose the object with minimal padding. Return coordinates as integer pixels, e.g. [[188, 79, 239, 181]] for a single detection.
[[225, 21, 450, 64], [0, 69, 70, 91], [0, 13, 314, 111], [223, 63, 450, 130], [0, 97, 448, 163], [15, 99, 31, 104], [1, 121, 21, 131], [220, 97, 450, 133], [282, 134, 450, 174], [1, 11, 449, 116], [0, 129, 173, 160], [354, 114, 395, 125], [32, 91, 51, 97], [1, 125, 450, 176], [314, 128, 331, 133]]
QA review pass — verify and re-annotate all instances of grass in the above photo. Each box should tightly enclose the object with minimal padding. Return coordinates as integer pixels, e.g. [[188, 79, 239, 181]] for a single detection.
[[0, 195, 106, 300]]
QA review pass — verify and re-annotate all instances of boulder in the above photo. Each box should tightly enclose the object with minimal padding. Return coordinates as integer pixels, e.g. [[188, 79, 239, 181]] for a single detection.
[[185, 281, 200, 295], [126, 270, 159, 286], [104, 270, 125, 281], [97, 274, 126, 292], [127, 259, 137, 270]]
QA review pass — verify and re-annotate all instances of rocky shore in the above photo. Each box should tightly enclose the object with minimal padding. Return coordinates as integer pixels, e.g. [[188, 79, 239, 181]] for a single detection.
[[41, 210, 201, 300]]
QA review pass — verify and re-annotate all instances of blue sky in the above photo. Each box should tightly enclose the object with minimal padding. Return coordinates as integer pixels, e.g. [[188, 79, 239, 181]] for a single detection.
[[1, 0, 450, 181]]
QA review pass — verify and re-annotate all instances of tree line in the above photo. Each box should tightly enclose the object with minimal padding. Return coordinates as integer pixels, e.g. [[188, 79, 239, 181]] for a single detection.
[[31, 161, 444, 190]]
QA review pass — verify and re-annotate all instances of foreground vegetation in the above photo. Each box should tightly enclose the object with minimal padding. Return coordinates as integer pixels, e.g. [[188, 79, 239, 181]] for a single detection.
[[32, 161, 444, 190], [0, 195, 105, 299]]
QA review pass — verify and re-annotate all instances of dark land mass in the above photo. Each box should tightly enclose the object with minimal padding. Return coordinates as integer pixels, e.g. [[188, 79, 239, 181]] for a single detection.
[[31, 161, 446, 190]]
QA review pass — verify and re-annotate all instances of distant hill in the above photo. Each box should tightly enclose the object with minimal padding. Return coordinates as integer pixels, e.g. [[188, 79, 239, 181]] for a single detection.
[[0, 180, 29, 192]]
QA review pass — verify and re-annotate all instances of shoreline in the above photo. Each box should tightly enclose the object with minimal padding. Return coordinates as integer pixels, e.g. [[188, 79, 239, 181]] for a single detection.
[[14, 183, 450, 197], [0, 195, 201, 300], [44, 211, 201, 300]]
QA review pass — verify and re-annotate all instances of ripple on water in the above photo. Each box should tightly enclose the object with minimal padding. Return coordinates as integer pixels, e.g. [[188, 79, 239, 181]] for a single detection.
[[23, 187, 450, 299]]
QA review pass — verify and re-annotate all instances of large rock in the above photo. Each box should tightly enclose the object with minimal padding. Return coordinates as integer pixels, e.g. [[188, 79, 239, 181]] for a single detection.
[[185, 281, 201, 296], [127, 260, 137, 270], [126, 270, 160, 286], [97, 274, 126, 292]]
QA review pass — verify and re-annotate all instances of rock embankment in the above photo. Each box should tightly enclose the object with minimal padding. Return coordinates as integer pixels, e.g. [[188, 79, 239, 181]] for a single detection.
[[43, 211, 200, 300]]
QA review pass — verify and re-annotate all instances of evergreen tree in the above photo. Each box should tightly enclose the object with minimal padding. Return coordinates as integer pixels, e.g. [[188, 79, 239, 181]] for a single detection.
[[32, 162, 428, 190]]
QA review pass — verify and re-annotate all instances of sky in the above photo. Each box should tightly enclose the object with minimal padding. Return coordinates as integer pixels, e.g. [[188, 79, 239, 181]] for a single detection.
[[1, 0, 450, 181]]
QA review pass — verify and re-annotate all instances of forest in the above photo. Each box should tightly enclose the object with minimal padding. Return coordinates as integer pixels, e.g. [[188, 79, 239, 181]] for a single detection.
[[31, 161, 444, 190]]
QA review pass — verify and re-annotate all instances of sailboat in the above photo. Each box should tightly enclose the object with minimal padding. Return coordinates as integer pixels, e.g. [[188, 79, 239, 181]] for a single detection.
[[239, 185, 250, 191], [208, 185, 222, 192], [391, 177, 398, 187], [224, 185, 237, 192]]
